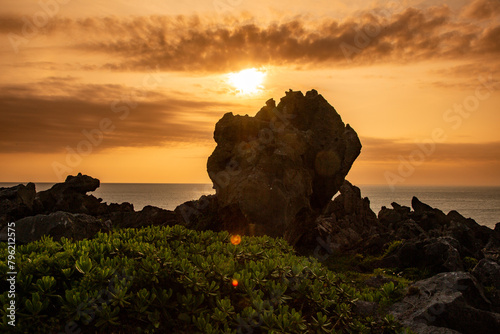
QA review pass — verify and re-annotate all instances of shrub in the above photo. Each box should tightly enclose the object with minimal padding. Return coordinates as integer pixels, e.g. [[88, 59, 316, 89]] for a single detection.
[[463, 257, 478, 272], [382, 240, 402, 258], [1, 225, 404, 333]]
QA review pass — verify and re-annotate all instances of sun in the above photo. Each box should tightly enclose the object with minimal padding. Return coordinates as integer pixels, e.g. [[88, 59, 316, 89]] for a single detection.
[[228, 68, 266, 94]]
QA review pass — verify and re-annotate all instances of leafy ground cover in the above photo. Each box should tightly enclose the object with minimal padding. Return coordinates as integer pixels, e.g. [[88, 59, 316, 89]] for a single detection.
[[1, 225, 407, 333]]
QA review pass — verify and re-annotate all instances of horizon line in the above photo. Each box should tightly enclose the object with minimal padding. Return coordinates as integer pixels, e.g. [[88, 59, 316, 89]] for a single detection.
[[1, 181, 500, 188]]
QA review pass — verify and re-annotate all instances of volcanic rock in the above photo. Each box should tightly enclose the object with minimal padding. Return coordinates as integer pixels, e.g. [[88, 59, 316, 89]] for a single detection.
[[206, 89, 361, 244], [381, 237, 464, 272], [371, 197, 500, 275], [175, 195, 221, 231], [35, 173, 106, 215], [0, 211, 110, 243], [110, 205, 179, 229], [391, 272, 500, 334], [0, 182, 36, 229], [303, 180, 385, 253], [472, 258, 500, 290]]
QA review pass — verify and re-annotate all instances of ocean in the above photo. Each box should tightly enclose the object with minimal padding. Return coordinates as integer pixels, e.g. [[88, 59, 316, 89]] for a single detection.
[[1, 183, 499, 229]]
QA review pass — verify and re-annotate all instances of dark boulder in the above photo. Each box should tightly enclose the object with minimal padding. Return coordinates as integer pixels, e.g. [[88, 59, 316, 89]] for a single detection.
[[472, 259, 500, 290], [378, 204, 405, 226], [381, 237, 464, 273], [373, 197, 500, 275], [109, 205, 178, 229], [35, 173, 106, 215], [378, 203, 426, 240], [391, 272, 500, 334], [0, 182, 36, 228], [0, 211, 110, 243], [410, 197, 449, 231], [174, 195, 221, 231], [301, 180, 386, 253], [411, 196, 434, 213], [207, 90, 361, 244]]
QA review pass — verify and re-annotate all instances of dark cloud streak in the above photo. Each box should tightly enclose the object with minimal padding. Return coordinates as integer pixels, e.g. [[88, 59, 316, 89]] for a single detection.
[[359, 137, 500, 163], [0, 82, 237, 153]]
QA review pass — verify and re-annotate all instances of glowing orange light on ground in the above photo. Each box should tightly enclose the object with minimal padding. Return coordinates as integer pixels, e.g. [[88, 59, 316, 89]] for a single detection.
[[230, 234, 241, 245], [232, 279, 239, 287]]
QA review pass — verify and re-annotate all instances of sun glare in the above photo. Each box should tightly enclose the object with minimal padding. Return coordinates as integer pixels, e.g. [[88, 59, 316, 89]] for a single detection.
[[228, 68, 266, 94]]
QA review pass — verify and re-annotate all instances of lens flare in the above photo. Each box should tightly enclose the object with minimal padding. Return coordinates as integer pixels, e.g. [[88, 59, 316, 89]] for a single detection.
[[230, 234, 241, 245]]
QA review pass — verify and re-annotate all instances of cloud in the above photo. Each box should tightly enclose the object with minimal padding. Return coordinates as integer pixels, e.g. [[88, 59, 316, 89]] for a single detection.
[[2, 4, 499, 72], [462, 0, 500, 20], [0, 80, 238, 153], [91, 7, 493, 71], [359, 137, 500, 163]]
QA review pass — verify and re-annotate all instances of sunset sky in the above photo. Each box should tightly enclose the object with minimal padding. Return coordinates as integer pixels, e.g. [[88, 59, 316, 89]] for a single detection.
[[1, 0, 499, 186]]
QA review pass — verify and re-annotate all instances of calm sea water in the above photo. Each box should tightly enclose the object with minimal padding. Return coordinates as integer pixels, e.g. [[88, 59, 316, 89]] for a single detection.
[[1, 183, 499, 229], [360, 185, 500, 229]]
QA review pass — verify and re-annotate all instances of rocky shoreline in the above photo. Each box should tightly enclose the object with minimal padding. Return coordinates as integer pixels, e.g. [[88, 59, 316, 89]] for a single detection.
[[2, 90, 499, 333], [2, 174, 499, 333]]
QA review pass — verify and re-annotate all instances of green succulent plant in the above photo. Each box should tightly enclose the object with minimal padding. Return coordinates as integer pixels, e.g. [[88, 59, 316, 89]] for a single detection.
[[0, 225, 406, 333]]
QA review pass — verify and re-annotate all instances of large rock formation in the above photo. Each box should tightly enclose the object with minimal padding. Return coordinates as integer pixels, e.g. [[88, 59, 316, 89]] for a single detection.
[[207, 89, 361, 244]]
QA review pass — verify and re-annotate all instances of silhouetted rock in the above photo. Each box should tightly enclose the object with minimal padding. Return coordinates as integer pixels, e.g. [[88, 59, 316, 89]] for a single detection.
[[391, 272, 500, 334], [207, 90, 361, 244], [0, 173, 184, 242], [495, 223, 500, 233], [175, 195, 221, 231], [446, 210, 496, 259], [382, 237, 464, 272], [410, 197, 449, 231], [0, 182, 36, 228], [35, 173, 106, 215], [110, 205, 178, 229], [372, 198, 500, 275], [378, 204, 406, 225], [411, 196, 434, 213], [0, 211, 110, 243], [107, 202, 135, 213], [301, 180, 385, 252]]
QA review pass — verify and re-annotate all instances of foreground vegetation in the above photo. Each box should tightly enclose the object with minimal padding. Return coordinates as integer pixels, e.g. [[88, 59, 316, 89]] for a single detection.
[[1, 225, 407, 333]]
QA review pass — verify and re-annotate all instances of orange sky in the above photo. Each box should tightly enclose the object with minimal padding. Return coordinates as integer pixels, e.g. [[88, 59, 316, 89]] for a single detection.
[[0, 0, 499, 186]]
